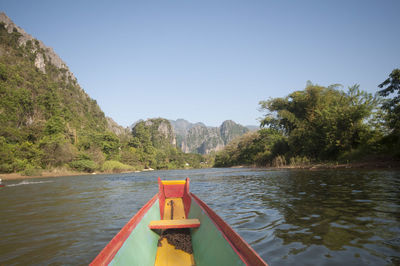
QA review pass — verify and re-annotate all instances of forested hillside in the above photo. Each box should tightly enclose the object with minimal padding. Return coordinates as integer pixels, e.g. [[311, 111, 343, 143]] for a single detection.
[[0, 17, 113, 173], [0, 14, 208, 175], [215, 80, 400, 167]]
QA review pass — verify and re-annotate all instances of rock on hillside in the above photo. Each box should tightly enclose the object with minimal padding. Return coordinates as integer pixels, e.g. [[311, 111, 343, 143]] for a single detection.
[[0, 12, 75, 79], [106, 117, 130, 137], [220, 120, 249, 145]]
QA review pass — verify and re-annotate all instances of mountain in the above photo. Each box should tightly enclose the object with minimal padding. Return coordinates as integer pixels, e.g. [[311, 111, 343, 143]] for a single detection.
[[169, 119, 203, 137], [132, 118, 176, 149], [169, 119, 249, 154], [0, 13, 212, 173], [0, 13, 130, 173], [0, 12, 109, 133], [0, 12, 75, 80]]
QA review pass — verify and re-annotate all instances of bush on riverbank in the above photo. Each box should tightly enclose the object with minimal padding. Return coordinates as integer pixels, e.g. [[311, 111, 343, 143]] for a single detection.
[[21, 164, 43, 176], [101, 160, 136, 173], [69, 159, 98, 173]]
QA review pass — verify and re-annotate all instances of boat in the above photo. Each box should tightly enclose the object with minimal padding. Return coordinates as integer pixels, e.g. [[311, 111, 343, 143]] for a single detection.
[[91, 178, 267, 266]]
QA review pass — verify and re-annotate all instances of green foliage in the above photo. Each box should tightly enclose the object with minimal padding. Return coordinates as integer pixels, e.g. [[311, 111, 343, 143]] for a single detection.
[[271, 155, 286, 167], [215, 81, 397, 168], [44, 116, 65, 135], [378, 69, 400, 109], [289, 156, 311, 167], [378, 69, 400, 156], [22, 164, 42, 176], [69, 159, 97, 172], [101, 160, 134, 173], [0, 136, 15, 172], [120, 147, 141, 166], [39, 133, 76, 167], [259, 84, 378, 160], [214, 129, 288, 167]]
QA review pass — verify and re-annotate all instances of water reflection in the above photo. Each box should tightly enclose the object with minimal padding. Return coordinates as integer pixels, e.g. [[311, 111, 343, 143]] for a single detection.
[[0, 169, 399, 265], [194, 169, 400, 265]]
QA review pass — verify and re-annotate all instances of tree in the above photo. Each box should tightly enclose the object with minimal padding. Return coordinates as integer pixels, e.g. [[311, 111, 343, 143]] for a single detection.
[[259, 83, 378, 160], [378, 69, 400, 134]]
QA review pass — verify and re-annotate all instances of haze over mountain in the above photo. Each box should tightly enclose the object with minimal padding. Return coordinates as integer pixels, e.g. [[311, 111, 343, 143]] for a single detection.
[[170, 119, 250, 154], [131, 118, 254, 154]]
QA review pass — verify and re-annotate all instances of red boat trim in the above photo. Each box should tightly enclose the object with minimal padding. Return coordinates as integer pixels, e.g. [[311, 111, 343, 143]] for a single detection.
[[90, 194, 158, 266], [182, 178, 191, 217], [158, 177, 165, 219], [158, 177, 191, 219], [190, 193, 268, 266]]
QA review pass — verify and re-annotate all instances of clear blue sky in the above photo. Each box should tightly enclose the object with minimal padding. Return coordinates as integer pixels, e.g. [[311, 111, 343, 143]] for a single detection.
[[2, 1, 399, 127]]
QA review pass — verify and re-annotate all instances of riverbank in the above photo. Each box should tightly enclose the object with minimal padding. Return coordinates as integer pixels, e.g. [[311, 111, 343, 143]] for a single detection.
[[233, 159, 400, 171], [1, 160, 399, 181], [0, 168, 151, 181], [308, 160, 400, 170], [0, 169, 92, 180]]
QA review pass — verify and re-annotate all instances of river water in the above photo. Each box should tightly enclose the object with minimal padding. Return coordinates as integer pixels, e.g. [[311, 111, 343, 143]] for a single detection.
[[0, 168, 399, 265]]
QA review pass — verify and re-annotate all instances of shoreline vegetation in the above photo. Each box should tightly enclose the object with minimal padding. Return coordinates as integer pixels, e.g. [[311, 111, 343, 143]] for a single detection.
[[232, 159, 400, 171], [2, 159, 399, 181], [214, 74, 400, 170], [0, 167, 157, 180]]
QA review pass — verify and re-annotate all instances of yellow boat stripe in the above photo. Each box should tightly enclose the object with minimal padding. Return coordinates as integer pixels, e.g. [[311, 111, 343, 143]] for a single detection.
[[161, 180, 186, 185]]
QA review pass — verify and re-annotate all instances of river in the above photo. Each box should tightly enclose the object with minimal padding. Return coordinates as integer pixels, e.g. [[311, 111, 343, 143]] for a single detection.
[[0, 168, 399, 265]]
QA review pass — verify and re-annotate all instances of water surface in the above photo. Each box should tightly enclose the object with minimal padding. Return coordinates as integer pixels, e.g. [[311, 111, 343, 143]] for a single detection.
[[0, 168, 399, 265]]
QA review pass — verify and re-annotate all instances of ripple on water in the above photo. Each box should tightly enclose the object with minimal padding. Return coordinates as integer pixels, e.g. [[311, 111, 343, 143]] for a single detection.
[[0, 169, 399, 265]]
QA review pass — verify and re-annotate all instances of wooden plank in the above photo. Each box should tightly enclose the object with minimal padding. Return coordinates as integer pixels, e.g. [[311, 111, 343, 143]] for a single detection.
[[154, 197, 195, 266], [149, 219, 200, 229], [163, 198, 186, 220]]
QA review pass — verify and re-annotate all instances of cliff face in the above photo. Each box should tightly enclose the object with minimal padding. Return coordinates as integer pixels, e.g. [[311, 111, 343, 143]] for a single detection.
[[0, 12, 126, 172], [0, 12, 75, 80], [0, 12, 108, 133], [171, 119, 249, 154], [220, 120, 249, 145]]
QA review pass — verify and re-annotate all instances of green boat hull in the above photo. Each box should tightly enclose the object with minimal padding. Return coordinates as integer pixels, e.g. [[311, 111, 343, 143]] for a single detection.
[[91, 178, 267, 266], [108, 197, 245, 266]]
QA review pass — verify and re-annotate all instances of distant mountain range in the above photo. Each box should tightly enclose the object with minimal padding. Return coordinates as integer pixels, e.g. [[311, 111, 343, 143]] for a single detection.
[[170, 119, 255, 154], [129, 118, 257, 154]]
